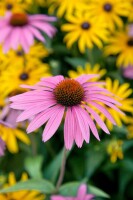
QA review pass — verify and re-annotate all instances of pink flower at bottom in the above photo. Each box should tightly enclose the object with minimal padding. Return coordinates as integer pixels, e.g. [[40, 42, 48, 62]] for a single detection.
[[51, 184, 94, 200], [0, 136, 5, 156], [0, 12, 57, 53], [10, 75, 122, 150]]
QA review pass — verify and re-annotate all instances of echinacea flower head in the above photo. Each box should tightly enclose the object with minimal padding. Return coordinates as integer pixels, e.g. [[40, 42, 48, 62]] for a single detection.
[[0, 60, 51, 97], [104, 28, 133, 67], [122, 65, 133, 79], [0, 172, 45, 200], [107, 139, 123, 163], [100, 78, 133, 130], [86, 0, 130, 31], [62, 12, 109, 53], [10, 75, 122, 150], [0, 12, 57, 53], [0, 0, 29, 16], [0, 137, 5, 156], [51, 184, 94, 200], [48, 0, 87, 17], [68, 63, 106, 81]]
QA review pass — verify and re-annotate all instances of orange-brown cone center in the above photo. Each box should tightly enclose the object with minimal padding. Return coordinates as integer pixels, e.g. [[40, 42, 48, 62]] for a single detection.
[[54, 79, 84, 106], [9, 13, 29, 27]]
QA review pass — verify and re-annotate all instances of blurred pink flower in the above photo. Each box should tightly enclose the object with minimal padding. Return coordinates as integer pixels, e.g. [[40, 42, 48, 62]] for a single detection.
[[128, 24, 133, 37], [0, 12, 57, 53], [0, 137, 5, 156], [122, 65, 133, 79], [10, 75, 122, 150], [51, 184, 94, 200]]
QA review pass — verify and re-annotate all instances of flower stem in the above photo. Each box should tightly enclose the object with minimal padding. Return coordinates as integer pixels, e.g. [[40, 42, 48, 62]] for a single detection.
[[56, 147, 67, 191]]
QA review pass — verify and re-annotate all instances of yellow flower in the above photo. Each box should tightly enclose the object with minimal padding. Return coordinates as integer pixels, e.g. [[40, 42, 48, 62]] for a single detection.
[[24, 0, 47, 7], [0, 60, 51, 97], [0, 0, 29, 16], [86, 0, 130, 31], [48, 0, 87, 17], [104, 28, 133, 67], [62, 12, 109, 53], [107, 140, 124, 163], [68, 63, 106, 81], [127, 0, 133, 21], [100, 78, 133, 130], [0, 125, 30, 153], [0, 172, 45, 200], [1, 43, 49, 68]]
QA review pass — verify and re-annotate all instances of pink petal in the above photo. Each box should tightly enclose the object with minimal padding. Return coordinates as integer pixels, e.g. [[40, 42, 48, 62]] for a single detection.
[[77, 184, 87, 199], [64, 107, 74, 150], [89, 94, 121, 105], [20, 33, 30, 53], [16, 101, 56, 122], [27, 26, 45, 42], [43, 105, 65, 142], [27, 105, 60, 133], [22, 26, 34, 46], [0, 26, 12, 43], [29, 14, 57, 22], [85, 105, 110, 134], [89, 101, 116, 124], [73, 106, 90, 143], [10, 28, 21, 50], [76, 75, 99, 84], [0, 137, 5, 156]]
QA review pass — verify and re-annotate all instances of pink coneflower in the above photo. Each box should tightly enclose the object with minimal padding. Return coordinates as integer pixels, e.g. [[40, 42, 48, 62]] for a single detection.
[[0, 137, 5, 156], [122, 65, 133, 79], [0, 12, 57, 53], [51, 184, 94, 200], [10, 75, 122, 150]]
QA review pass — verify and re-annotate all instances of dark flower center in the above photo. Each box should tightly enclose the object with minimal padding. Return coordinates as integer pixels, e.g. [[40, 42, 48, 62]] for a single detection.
[[19, 73, 29, 80], [6, 3, 13, 10], [9, 13, 29, 27], [127, 38, 133, 46], [16, 50, 24, 56], [81, 22, 91, 30], [103, 3, 112, 12], [54, 79, 84, 107]]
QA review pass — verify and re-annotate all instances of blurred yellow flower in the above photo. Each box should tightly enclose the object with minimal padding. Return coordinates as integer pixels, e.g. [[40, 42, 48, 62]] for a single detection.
[[107, 140, 123, 163], [0, 0, 29, 15], [48, 0, 87, 17], [0, 60, 51, 97], [0, 124, 30, 153], [127, 0, 133, 21], [86, 0, 130, 31], [68, 63, 106, 81], [100, 78, 133, 130], [0, 172, 45, 200], [62, 12, 109, 53], [104, 28, 133, 67], [0, 43, 49, 69]]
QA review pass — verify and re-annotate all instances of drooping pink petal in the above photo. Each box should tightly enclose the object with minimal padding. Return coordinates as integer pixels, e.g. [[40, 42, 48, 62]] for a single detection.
[[27, 105, 60, 133], [89, 101, 116, 124], [22, 26, 34, 46], [85, 105, 110, 134], [10, 28, 21, 50], [64, 107, 74, 150], [73, 106, 90, 143], [27, 26, 45, 42], [20, 33, 29, 53], [43, 106, 65, 142]]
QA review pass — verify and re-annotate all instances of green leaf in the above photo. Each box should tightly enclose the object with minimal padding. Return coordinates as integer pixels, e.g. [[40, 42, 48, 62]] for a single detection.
[[65, 57, 87, 68], [59, 182, 110, 198], [85, 148, 105, 178], [44, 149, 70, 183], [89, 185, 110, 198], [0, 179, 55, 194], [24, 155, 43, 179]]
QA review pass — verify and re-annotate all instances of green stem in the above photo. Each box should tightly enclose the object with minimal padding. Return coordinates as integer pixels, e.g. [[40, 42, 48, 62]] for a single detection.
[[56, 147, 67, 191]]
